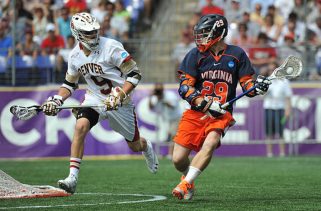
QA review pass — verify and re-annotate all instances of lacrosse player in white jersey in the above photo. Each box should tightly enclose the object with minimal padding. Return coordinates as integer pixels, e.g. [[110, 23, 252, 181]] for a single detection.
[[41, 12, 159, 194]]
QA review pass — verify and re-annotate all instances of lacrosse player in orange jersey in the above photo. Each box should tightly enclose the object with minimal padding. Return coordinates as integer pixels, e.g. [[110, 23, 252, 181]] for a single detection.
[[171, 14, 271, 200], [41, 12, 158, 194]]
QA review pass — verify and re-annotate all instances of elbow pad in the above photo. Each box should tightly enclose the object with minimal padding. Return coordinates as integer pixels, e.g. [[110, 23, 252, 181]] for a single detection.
[[61, 80, 78, 94], [178, 84, 201, 104], [126, 70, 141, 86], [120, 59, 141, 86], [61, 73, 79, 94]]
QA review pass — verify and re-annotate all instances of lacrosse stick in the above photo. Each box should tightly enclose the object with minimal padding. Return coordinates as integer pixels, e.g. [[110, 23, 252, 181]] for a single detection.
[[201, 55, 302, 120], [221, 55, 302, 109], [10, 104, 105, 120]]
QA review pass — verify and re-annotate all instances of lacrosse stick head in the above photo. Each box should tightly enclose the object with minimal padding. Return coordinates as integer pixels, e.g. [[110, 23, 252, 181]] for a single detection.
[[269, 55, 303, 80], [10, 105, 40, 120]]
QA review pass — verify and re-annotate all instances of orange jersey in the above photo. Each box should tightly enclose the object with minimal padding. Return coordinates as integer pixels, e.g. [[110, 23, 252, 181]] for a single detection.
[[174, 110, 235, 152]]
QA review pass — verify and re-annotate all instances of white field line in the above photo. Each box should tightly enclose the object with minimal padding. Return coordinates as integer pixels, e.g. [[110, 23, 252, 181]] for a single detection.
[[0, 193, 167, 210]]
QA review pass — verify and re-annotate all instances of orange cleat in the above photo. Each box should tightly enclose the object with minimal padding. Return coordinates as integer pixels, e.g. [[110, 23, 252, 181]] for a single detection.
[[172, 175, 195, 200]]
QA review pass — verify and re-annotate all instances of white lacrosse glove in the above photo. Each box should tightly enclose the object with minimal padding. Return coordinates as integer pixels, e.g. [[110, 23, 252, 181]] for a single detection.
[[207, 98, 226, 117], [41, 95, 63, 116], [104, 86, 127, 111], [255, 75, 272, 95], [195, 96, 226, 119]]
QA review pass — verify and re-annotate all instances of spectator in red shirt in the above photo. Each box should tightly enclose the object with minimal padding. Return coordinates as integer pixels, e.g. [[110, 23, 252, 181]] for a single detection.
[[65, 0, 87, 14], [41, 23, 65, 56], [248, 32, 277, 74], [201, 0, 224, 16]]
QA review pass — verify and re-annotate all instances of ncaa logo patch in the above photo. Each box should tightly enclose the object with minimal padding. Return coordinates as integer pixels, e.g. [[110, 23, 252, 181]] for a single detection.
[[121, 52, 128, 59], [228, 61, 235, 68]]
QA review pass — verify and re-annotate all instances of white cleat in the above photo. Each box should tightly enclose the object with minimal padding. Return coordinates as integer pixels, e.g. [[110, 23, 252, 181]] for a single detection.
[[57, 175, 78, 194], [142, 140, 159, 174]]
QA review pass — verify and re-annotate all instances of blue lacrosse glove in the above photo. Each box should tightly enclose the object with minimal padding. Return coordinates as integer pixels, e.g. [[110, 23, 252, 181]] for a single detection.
[[255, 75, 271, 95]]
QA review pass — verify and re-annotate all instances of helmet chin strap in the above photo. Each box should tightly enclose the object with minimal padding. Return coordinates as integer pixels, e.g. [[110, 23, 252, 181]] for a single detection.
[[80, 38, 99, 51], [199, 29, 226, 52]]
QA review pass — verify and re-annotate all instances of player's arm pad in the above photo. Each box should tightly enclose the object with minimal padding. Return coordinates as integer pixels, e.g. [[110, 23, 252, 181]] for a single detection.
[[120, 59, 141, 86], [240, 75, 256, 98], [61, 73, 79, 94], [178, 84, 201, 104], [178, 72, 199, 104]]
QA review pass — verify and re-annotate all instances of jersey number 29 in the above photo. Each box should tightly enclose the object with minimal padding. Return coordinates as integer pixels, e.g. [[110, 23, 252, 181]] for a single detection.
[[201, 81, 228, 103]]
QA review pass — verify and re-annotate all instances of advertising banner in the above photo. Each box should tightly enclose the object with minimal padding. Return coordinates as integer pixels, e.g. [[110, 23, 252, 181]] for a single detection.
[[0, 84, 321, 158]]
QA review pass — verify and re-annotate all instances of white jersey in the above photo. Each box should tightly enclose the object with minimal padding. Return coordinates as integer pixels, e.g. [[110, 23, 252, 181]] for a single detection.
[[67, 37, 131, 101], [263, 79, 292, 110]]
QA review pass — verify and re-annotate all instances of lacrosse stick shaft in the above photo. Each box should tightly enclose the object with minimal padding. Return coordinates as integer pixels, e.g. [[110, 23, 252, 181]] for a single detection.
[[221, 73, 282, 109], [221, 85, 257, 109], [57, 104, 105, 109], [26, 104, 105, 112]]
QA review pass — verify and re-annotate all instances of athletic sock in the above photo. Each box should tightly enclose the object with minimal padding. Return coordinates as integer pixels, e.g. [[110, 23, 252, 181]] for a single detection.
[[185, 166, 202, 184], [69, 157, 81, 178]]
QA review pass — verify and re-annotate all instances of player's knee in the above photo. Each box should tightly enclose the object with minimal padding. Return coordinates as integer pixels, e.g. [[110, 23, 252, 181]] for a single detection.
[[74, 121, 90, 136], [201, 139, 219, 154], [172, 154, 185, 167]]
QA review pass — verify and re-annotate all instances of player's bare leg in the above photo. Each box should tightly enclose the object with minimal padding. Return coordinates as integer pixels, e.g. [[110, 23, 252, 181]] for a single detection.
[[172, 131, 220, 200], [171, 143, 195, 200], [127, 137, 159, 173], [58, 118, 91, 194], [172, 143, 191, 175], [189, 131, 220, 170]]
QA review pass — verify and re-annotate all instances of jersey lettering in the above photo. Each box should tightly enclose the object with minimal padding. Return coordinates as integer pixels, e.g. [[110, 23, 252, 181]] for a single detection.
[[200, 70, 232, 84], [78, 63, 104, 76]]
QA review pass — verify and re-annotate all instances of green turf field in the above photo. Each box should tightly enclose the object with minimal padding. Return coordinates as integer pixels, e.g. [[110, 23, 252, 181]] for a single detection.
[[0, 156, 320, 210]]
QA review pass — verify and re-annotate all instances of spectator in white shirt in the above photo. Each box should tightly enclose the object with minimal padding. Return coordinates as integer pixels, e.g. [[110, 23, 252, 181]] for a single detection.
[[262, 62, 292, 157], [149, 83, 183, 159]]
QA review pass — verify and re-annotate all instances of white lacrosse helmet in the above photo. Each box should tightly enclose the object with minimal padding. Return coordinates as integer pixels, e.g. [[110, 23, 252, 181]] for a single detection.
[[70, 12, 100, 51]]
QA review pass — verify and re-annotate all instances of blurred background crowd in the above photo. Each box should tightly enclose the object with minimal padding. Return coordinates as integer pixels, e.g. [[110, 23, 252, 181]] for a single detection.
[[0, 0, 158, 85], [0, 0, 320, 85], [172, 0, 321, 81]]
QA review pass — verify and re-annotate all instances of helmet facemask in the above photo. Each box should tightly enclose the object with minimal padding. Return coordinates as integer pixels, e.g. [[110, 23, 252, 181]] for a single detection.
[[193, 27, 226, 53], [78, 29, 99, 51]]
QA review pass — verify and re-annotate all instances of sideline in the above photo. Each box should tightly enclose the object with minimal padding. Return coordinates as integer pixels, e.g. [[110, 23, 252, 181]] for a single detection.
[[0, 193, 167, 209]]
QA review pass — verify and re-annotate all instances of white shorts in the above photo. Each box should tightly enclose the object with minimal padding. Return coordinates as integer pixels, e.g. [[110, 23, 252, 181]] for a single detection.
[[82, 93, 139, 142]]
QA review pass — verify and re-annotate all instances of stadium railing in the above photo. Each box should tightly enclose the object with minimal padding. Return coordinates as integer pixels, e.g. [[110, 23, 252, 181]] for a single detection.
[[0, 43, 319, 86]]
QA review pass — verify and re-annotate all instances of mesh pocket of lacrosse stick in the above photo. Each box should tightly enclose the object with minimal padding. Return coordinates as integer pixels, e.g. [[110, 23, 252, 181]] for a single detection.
[[269, 55, 303, 80], [10, 105, 41, 120]]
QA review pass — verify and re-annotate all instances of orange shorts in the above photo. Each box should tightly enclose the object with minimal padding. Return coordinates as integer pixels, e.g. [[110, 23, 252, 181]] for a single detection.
[[174, 109, 235, 152]]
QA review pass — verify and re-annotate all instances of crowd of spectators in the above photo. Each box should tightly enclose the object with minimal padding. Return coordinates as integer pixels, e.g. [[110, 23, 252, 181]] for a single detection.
[[0, 0, 157, 84], [1, 0, 321, 84], [172, 0, 321, 80]]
